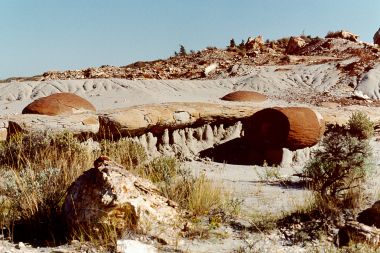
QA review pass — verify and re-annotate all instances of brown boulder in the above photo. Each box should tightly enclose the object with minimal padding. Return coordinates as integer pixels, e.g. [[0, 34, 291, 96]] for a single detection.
[[221, 91, 267, 102], [244, 107, 324, 150], [22, 92, 96, 116], [374, 28, 380, 45], [286, 37, 306, 54]]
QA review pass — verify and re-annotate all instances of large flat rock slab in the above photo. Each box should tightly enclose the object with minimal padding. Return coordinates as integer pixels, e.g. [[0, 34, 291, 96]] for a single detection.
[[4, 113, 99, 137], [98, 102, 262, 138]]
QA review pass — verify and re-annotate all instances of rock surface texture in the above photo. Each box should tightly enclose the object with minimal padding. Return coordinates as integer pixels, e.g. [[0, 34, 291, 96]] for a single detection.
[[244, 107, 324, 150], [286, 36, 306, 54], [220, 91, 267, 102], [22, 92, 96, 116], [98, 102, 259, 138], [63, 157, 182, 246], [325, 30, 359, 41]]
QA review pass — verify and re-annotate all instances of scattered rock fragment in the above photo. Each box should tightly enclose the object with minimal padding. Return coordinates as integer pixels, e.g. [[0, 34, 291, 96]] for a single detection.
[[325, 30, 359, 42], [286, 36, 306, 54]]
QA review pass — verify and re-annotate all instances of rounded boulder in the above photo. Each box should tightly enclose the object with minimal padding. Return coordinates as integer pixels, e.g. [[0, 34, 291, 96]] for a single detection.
[[22, 92, 96, 116], [244, 107, 324, 150], [221, 91, 267, 102]]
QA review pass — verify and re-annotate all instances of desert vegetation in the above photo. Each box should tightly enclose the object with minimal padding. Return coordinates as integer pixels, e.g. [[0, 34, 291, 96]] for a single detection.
[[0, 132, 235, 250]]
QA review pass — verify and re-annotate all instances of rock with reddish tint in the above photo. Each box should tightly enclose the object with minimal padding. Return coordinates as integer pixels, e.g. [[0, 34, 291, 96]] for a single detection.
[[244, 107, 324, 150], [286, 37, 306, 54], [22, 92, 96, 116], [221, 91, 267, 102], [245, 35, 264, 50], [63, 157, 183, 246]]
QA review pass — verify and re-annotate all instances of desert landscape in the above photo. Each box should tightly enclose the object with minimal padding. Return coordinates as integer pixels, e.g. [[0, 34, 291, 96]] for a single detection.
[[0, 28, 380, 253]]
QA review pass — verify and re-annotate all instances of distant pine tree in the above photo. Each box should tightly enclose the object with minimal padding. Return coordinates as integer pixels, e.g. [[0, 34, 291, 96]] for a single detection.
[[238, 39, 245, 49], [179, 45, 187, 56], [229, 38, 236, 48]]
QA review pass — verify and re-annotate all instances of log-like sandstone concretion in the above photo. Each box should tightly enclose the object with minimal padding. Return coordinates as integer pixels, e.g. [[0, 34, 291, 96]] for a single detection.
[[98, 102, 260, 138], [244, 107, 324, 150], [220, 91, 267, 102], [22, 92, 96, 116]]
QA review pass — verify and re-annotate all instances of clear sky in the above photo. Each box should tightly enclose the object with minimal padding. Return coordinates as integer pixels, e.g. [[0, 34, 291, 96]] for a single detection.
[[1, 0, 379, 78]]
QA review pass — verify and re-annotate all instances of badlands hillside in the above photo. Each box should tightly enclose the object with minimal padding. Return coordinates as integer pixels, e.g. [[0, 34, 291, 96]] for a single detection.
[[1, 30, 380, 253]]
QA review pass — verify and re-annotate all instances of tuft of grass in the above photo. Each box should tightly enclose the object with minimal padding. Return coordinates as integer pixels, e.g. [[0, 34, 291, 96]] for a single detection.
[[100, 139, 147, 169]]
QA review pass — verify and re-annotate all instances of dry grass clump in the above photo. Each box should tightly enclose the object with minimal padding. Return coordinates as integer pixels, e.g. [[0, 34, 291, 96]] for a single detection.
[[100, 138, 147, 169], [0, 132, 94, 244], [0, 132, 230, 247]]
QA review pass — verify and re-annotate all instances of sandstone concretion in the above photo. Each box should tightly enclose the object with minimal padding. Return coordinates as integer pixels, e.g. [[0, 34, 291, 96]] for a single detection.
[[244, 107, 324, 150], [22, 92, 96, 116], [63, 157, 182, 246], [6, 113, 99, 137], [221, 91, 267, 102], [98, 102, 260, 139]]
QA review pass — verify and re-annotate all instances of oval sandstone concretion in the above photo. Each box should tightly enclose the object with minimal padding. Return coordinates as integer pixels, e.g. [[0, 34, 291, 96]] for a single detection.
[[244, 107, 324, 150], [221, 91, 267, 102], [22, 92, 96, 116]]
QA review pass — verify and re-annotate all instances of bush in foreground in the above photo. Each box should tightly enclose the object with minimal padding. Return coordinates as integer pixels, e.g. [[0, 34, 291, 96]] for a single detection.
[[304, 112, 374, 210]]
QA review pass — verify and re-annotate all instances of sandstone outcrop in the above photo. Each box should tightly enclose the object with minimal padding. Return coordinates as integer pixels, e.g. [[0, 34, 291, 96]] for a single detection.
[[244, 107, 324, 150], [245, 35, 264, 51], [374, 28, 380, 45], [325, 30, 359, 42], [22, 92, 96, 116], [286, 37, 306, 54], [63, 157, 183, 246], [98, 102, 259, 139], [221, 91, 267, 102], [6, 113, 99, 137]]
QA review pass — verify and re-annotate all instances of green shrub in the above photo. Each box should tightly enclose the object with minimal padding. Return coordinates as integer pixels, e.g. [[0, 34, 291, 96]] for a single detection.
[[348, 111, 374, 140], [303, 112, 374, 209]]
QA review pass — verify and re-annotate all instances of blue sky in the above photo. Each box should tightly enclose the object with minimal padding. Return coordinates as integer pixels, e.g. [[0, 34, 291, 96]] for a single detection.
[[0, 0, 379, 78]]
